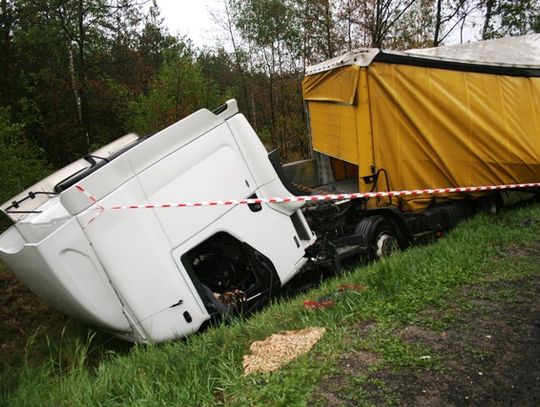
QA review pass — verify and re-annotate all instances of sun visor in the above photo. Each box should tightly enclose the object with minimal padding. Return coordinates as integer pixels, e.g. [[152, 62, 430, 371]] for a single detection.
[[302, 65, 359, 105]]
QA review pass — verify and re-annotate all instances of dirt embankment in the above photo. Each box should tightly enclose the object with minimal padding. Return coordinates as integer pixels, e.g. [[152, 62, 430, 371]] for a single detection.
[[0, 270, 67, 365], [313, 272, 540, 406]]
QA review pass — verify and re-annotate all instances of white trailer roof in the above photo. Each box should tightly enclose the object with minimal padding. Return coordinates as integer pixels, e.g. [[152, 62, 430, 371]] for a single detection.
[[406, 34, 540, 66], [306, 34, 540, 75]]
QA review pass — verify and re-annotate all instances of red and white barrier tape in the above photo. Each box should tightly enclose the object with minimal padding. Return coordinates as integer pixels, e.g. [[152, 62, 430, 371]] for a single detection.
[[75, 184, 98, 203], [75, 184, 104, 224], [75, 182, 540, 210]]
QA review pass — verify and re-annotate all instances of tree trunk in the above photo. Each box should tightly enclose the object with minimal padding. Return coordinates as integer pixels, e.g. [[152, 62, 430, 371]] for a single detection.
[[433, 0, 443, 46], [223, 0, 252, 125], [323, 0, 333, 58], [371, 0, 383, 47], [0, 0, 14, 105], [482, 0, 496, 39], [77, 0, 90, 153], [347, 0, 352, 51], [67, 44, 82, 128]]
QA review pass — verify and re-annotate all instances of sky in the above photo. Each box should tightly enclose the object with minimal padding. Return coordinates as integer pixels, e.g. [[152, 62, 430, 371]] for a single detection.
[[156, 0, 223, 47], [155, 0, 478, 49]]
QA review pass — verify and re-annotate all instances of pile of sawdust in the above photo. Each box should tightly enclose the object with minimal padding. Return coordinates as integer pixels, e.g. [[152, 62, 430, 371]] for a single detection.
[[243, 327, 326, 375]]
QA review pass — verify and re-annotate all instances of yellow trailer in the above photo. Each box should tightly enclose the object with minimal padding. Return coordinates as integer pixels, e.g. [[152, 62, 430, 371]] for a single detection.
[[302, 35, 540, 211]]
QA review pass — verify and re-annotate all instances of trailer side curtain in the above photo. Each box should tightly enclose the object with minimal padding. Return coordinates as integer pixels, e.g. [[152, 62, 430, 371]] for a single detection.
[[302, 65, 360, 104], [302, 66, 366, 165], [367, 62, 540, 211], [305, 101, 360, 164]]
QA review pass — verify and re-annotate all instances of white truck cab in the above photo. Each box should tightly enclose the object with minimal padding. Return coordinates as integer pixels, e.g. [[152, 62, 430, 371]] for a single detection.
[[0, 100, 316, 343]]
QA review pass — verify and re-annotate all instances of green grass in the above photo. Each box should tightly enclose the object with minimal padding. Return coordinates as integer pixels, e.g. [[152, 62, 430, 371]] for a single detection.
[[1, 201, 539, 406]]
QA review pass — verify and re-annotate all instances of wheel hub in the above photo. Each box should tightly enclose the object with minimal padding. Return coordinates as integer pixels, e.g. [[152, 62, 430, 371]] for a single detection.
[[375, 233, 398, 258]]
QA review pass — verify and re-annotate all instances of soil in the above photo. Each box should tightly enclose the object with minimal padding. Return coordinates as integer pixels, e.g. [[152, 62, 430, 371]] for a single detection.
[[0, 268, 131, 376], [0, 269, 68, 366], [385, 276, 540, 406], [311, 267, 540, 406]]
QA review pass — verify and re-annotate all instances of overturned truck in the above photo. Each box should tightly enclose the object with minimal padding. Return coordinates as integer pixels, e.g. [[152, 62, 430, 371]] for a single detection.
[[1, 35, 539, 343]]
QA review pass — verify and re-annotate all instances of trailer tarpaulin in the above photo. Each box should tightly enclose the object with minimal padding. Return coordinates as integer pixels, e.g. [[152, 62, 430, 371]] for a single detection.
[[302, 65, 359, 104], [368, 62, 540, 210], [302, 35, 540, 211]]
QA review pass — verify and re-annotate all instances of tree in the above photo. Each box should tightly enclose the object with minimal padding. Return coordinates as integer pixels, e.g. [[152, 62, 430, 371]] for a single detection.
[[0, 107, 50, 203], [334, 0, 436, 51], [197, 48, 239, 108], [481, 0, 496, 39], [354, 0, 417, 48], [385, 0, 434, 49], [482, 0, 540, 39], [0, 0, 17, 106], [302, 0, 341, 59], [223, 0, 309, 158], [129, 44, 209, 135], [8, 0, 164, 166]]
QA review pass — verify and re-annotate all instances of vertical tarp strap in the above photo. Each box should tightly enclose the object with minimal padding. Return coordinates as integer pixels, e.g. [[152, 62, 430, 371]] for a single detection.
[[356, 67, 375, 191]]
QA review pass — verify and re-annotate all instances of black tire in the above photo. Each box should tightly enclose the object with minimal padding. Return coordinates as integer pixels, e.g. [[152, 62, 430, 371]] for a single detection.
[[355, 215, 401, 259], [476, 193, 503, 215]]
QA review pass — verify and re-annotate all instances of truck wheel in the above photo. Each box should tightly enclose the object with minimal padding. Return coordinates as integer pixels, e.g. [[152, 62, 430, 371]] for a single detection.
[[355, 216, 400, 259], [476, 193, 503, 215]]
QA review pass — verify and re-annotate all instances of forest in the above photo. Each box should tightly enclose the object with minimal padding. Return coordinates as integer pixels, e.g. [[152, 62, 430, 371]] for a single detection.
[[0, 0, 539, 205]]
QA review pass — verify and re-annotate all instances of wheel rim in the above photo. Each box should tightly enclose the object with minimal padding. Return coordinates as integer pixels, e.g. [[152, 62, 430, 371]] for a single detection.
[[375, 233, 398, 258]]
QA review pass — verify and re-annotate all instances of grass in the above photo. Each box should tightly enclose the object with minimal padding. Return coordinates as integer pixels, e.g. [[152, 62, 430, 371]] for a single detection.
[[1, 201, 539, 406]]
